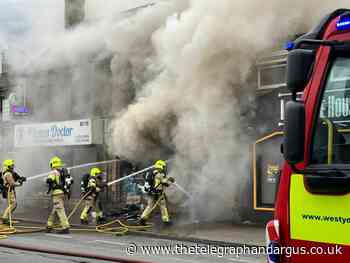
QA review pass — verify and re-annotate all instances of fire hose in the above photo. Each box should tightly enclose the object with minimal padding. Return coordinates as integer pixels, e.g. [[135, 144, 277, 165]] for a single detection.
[[0, 160, 190, 238], [0, 188, 45, 240], [0, 189, 164, 239], [0, 160, 193, 263]]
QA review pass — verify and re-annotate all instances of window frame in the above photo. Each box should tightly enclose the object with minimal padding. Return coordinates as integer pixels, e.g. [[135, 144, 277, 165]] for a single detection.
[[309, 51, 350, 166], [258, 63, 287, 90]]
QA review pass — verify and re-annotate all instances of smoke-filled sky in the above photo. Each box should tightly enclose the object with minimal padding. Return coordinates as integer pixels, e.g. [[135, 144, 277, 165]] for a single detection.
[[0, 0, 154, 36], [1, 0, 350, 221]]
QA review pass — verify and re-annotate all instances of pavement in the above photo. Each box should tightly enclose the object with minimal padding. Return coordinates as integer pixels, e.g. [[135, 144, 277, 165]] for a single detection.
[[12, 202, 266, 248], [0, 216, 267, 262], [13, 215, 266, 247], [0, 231, 266, 263], [132, 221, 266, 247]]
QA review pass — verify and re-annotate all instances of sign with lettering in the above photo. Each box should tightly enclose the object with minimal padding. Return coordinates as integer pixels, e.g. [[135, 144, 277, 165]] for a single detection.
[[320, 88, 350, 123], [14, 119, 92, 147]]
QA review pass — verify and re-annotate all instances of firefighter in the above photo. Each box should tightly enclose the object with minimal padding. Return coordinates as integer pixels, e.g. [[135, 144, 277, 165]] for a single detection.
[[80, 167, 106, 225], [1, 159, 26, 225], [46, 156, 73, 234], [139, 160, 175, 226]]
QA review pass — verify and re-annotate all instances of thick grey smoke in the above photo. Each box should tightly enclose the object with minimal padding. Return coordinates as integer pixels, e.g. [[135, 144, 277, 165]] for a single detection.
[[0, 0, 166, 218], [109, 0, 350, 221], [0, 0, 349, 222]]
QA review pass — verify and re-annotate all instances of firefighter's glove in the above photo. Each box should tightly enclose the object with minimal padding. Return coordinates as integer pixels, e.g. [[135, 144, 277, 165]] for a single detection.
[[168, 177, 175, 183], [46, 178, 53, 185], [87, 186, 96, 194], [20, 176, 27, 183], [17, 177, 26, 186], [143, 182, 151, 194]]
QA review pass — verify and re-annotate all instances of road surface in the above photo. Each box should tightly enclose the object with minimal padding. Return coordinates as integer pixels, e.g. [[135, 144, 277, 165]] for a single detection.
[[0, 231, 265, 263]]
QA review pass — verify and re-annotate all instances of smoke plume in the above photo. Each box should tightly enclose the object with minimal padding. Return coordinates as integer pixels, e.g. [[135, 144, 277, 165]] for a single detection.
[[1, 0, 349, 221], [108, 0, 349, 221]]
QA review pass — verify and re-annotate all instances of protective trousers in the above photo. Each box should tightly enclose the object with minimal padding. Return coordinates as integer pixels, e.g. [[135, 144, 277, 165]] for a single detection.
[[2, 190, 17, 222], [141, 194, 169, 223], [80, 194, 103, 222], [47, 193, 70, 229]]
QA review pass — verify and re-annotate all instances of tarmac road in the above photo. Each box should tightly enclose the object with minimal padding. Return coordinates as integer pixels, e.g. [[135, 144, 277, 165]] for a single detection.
[[0, 231, 265, 263]]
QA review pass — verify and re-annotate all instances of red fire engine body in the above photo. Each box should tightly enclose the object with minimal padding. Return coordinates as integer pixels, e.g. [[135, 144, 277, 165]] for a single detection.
[[267, 9, 350, 263]]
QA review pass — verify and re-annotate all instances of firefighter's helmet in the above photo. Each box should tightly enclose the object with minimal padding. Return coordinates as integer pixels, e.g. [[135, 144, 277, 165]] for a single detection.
[[154, 160, 166, 171], [3, 159, 14, 171], [90, 167, 102, 177], [50, 156, 63, 169]]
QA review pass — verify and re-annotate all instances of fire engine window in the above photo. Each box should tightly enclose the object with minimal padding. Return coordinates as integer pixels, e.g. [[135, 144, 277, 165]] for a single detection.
[[312, 57, 350, 164]]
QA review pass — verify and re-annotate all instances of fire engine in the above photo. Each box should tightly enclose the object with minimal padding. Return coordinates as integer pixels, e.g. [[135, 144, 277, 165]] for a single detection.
[[266, 9, 350, 262]]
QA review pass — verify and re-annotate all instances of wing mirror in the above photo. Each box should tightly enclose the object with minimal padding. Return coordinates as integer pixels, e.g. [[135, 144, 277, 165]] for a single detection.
[[283, 101, 305, 164], [287, 49, 315, 94]]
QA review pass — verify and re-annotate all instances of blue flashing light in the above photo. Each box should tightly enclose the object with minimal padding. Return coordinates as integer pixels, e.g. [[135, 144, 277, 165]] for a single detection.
[[285, 41, 295, 51], [337, 16, 350, 31]]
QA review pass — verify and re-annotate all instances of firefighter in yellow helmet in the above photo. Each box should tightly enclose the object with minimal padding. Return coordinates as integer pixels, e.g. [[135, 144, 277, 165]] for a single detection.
[[46, 156, 73, 234], [1, 159, 26, 225], [80, 167, 106, 225], [139, 160, 175, 225]]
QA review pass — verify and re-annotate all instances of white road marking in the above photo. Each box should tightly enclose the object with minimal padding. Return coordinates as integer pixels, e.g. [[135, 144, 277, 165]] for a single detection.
[[45, 234, 73, 239], [93, 240, 128, 246]]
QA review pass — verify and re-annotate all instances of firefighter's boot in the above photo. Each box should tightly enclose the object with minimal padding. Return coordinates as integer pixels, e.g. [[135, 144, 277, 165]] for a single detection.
[[80, 219, 89, 225], [139, 218, 147, 226], [58, 228, 70, 234], [1, 218, 10, 226]]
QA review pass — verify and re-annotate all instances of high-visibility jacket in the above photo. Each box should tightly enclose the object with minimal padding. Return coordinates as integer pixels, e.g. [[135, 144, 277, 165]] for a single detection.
[[47, 170, 64, 195]]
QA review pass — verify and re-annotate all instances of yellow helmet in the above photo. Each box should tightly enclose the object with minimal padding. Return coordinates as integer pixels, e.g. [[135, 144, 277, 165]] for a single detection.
[[50, 156, 63, 169], [90, 167, 102, 177], [3, 159, 14, 170], [154, 160, 166, 171]]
